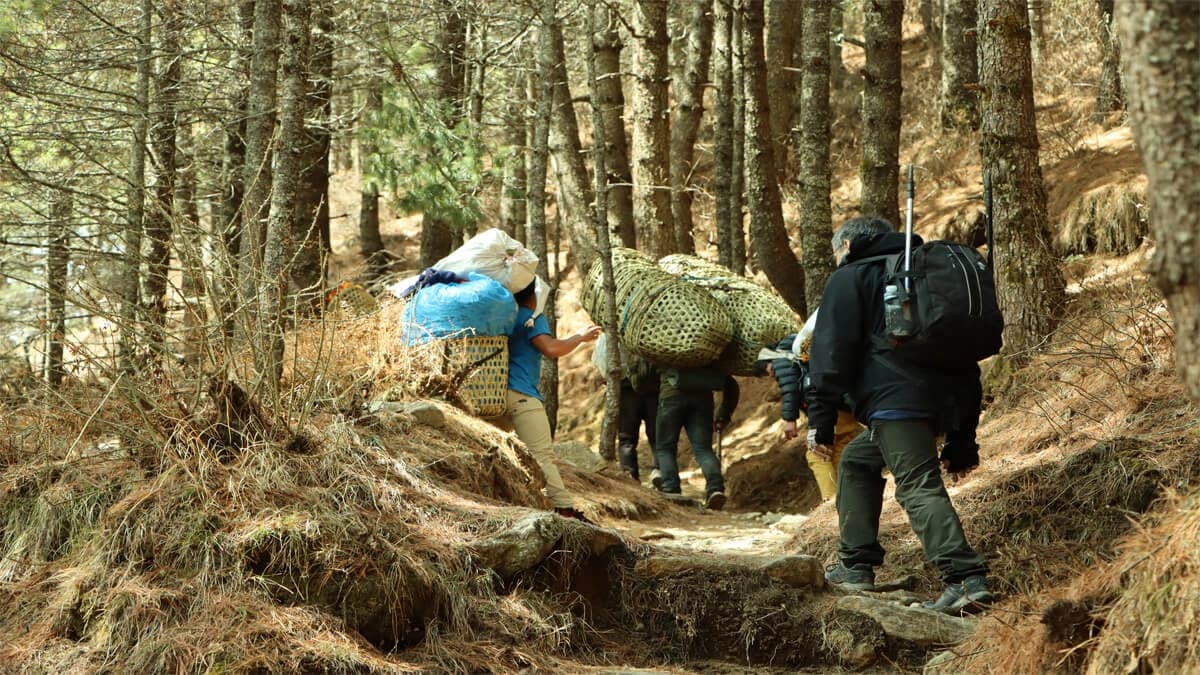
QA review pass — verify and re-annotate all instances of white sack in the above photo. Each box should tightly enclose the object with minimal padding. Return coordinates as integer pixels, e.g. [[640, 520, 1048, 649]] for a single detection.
[[591, 333, 608, 372], [433, 228, 538, 294], [793, 308, 820, 359]]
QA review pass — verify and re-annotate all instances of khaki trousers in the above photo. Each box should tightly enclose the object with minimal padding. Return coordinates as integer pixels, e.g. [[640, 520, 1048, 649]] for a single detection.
[[507, 390, 573, 508], [808, 410, 862, 501]]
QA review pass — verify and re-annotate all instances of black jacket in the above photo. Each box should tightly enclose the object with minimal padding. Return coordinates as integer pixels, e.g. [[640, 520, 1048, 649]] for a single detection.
[[805, 232, 982, 451], [764, 334, 805, 422], [660, 368, 741, 426]]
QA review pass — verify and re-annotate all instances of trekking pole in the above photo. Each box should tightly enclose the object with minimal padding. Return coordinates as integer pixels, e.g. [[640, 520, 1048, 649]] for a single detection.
[[904, 163, 915, 292], [984, 169, 995, 268]]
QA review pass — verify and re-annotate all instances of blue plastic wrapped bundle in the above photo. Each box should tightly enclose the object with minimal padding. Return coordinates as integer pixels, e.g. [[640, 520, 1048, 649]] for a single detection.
[[402, 272, 518, 344]]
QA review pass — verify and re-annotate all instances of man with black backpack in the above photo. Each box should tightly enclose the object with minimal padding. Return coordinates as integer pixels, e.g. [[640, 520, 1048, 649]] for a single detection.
[[807, 215, 996, 614]]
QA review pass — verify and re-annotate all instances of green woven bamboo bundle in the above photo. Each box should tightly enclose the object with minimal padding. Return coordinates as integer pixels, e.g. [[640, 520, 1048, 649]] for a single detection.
[[580, 247, 656, 318], [659, 254, 799, 375], [581, 248, 733, 367]]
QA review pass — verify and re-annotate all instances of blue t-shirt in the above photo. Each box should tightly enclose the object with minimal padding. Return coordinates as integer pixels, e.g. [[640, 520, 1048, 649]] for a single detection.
[[508, 307, 552, 400]]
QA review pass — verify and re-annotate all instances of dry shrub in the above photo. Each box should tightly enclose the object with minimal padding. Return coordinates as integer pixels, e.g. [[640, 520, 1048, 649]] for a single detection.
[[942, 483, 1200, 675], [285, 299, 500, 420], [0, 377, 613, 673], [1055, 182, 1148, 257], [1085, 490, 1200, 673], [956, 436, 1188, 597]]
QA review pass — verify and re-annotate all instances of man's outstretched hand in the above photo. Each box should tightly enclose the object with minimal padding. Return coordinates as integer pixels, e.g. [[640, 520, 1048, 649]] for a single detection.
[[576, 325, 602, 342]]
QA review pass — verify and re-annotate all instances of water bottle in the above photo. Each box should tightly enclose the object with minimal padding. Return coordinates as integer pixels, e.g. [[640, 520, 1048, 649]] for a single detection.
[[884, 284, 912, 340]]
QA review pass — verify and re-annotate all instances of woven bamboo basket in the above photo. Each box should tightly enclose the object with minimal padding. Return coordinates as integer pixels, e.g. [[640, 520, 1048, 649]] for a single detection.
[[659, 254, 799, 374], [582, 248, 733, 367], [441, 334, 509, 417]]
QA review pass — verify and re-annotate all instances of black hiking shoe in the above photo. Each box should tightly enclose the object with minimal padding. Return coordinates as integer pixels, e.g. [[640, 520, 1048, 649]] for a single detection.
[[922, 575, 995, 614], [824, 562, 876, 591], [554, 507, 595, 525], [650, 468, 663, 490], [705, 491, 727, 511]]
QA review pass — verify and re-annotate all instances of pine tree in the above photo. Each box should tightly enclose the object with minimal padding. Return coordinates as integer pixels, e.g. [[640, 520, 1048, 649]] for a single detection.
[[979, 0, 1066, 360], [1116, 0, 1200, 401]]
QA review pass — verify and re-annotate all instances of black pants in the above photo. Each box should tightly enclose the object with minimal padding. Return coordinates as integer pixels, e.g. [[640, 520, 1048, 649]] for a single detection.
[[836, 420, 987, 583], [618, 381, 658, 479], [653, 391, 724, 497]]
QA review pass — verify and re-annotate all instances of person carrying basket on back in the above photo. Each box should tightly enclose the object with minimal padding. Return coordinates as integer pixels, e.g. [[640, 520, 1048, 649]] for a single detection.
[[507, 280, 601, 523]]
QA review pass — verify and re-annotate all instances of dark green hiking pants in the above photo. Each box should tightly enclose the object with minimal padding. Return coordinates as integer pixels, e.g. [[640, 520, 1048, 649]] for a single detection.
[[836, 420, 987, 583]]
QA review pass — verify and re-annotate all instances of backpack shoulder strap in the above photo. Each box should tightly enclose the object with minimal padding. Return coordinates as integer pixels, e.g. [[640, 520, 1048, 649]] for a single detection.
[[849, 253, 898, 268]]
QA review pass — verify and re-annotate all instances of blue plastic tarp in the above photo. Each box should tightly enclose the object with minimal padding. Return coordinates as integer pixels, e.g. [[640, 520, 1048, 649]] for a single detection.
[[401, 272, 518, 344]]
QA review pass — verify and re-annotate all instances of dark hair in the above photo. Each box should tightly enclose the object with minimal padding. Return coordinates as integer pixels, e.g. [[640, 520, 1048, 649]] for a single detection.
[[831, 216, 894, 252], [514, 280, 537, 304]]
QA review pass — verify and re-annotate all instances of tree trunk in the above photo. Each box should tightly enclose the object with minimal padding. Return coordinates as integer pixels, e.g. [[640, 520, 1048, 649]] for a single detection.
[[466, 18, 486, 130], [259, 0, 310, 394], [765, 0, 801, 181], [830, 2, 846, 89], [121, 0, 152, 371], [532, 5, 556, 427], [421, 3, 468, 267], [218, 0, 253, 337], [979, 0, 1065, 360], [499, 96, 527, 240], [743, 0, 806, 315], [731, 1, 748, 273], [919, 0, 942, 53], [45, 191, 70, 387], [546, 11, 598, 272], [593, 5, 636, 248], [588, 0, 623, 460], [359, 68, 388, 280], [239, 0, 281, 317], [529, 19, 552, 282], [145, 0, 181, 358], [1028, 0, 1045, 65], [631, 0, 675, 258], [1094, 0, 1124, 117], [292, 2, 333, 309], [540, 218, 562, 435], [797, 0, 835, 313], [713, 0, 736, 269], [941, 0, 980, 130], [176, 122, 206, 366], [1116, 0, 1200, 402], [859, 0, 903, 228], [670, 0, 713, 254]]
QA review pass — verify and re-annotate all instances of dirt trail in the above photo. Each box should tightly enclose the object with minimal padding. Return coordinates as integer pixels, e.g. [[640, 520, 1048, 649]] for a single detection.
[[621, 509, 805, 558]]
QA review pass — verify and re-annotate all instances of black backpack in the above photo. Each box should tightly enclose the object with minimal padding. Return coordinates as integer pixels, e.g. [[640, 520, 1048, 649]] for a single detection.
[[868, 241, 1004, 366]]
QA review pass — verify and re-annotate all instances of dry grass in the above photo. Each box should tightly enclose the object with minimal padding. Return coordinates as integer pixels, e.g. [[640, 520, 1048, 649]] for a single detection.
[[1086, 490, 1200, 673], [0, 370, 619, 673]]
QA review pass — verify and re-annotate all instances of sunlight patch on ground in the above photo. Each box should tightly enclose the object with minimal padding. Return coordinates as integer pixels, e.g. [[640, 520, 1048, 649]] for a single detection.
[[646, 513, 808, 557]]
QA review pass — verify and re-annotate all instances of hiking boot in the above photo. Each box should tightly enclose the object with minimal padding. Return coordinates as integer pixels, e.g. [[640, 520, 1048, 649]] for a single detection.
[[650, 468, 663, 490], [705, 491, 727, 511], [922, 575, 995, 614], [554, 507, 595, 525], [824, 562, 876, 591]]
